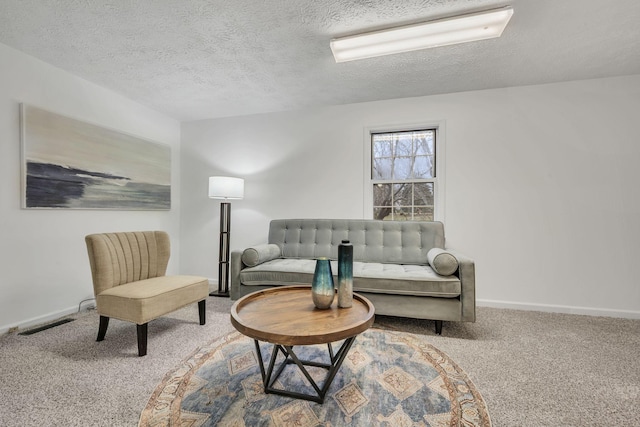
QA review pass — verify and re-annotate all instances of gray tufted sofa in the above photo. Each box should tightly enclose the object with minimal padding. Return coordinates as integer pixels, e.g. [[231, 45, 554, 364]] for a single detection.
[[230, 219, 475, 334]]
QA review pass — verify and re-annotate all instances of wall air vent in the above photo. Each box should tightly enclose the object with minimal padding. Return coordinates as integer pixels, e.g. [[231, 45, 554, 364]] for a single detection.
[[18, 318, 75, 335]]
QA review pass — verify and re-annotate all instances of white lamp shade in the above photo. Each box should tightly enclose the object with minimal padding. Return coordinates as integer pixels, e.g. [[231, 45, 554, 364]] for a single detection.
[[208, 176, 244, 200]]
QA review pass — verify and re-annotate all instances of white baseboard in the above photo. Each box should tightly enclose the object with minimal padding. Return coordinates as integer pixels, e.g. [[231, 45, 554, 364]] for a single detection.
[[477, 299, 640, 319], [3, 295, 635, 335], [0, 305, 81, 335]]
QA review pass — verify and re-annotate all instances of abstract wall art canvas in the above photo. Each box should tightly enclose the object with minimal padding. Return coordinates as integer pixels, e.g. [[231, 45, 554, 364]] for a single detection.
[[21, 104, 171, 210]]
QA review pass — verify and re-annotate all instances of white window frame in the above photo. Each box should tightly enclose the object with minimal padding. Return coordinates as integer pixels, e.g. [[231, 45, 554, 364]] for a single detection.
[[363, 121, 446, 221]]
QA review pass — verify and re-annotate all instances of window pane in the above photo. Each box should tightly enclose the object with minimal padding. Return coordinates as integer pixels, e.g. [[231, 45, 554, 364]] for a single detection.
[[373, 157, 392, 180], [395, 133, 412, 156], [373, 136, 393, 157], [414, 182, 434, 206], [414, 206, 434, 221], [393, 207, 411, 220], [394, 183, 411, 207], [373, 183, 392, 207], [373, 207, 392, 221], [415, 131, 434, 155], [413, 155, 434, 179], [393, 157, 412, 180]]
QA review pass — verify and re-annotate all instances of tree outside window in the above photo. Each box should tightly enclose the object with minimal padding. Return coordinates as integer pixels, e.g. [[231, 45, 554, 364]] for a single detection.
[[372, 129, 435, 221]]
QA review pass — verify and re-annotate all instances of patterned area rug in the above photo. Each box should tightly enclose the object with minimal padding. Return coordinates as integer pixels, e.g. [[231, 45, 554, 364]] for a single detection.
[[139, 329, 490, 426]]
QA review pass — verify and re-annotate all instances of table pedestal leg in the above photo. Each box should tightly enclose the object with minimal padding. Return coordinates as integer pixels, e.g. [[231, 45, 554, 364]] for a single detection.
[[253, 336, 356, 403]]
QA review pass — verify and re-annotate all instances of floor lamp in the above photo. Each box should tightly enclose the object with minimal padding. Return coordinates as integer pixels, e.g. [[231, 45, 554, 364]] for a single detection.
[[208, 176, 244, 297]]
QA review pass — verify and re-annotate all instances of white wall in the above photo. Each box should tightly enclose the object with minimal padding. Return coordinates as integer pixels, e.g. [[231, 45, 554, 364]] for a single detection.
[[0, 43, 182, 333], [181, 74, 640, 318]]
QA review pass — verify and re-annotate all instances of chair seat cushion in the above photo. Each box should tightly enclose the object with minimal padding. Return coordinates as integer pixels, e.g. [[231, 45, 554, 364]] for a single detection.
[[96, 275, 208, 324], [239, 259, 461, 298]]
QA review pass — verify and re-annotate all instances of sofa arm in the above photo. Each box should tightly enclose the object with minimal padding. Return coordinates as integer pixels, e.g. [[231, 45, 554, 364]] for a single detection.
[[230, 250, 245, 300], [445, 249, 476, 322], [230, 244, 282, 300]]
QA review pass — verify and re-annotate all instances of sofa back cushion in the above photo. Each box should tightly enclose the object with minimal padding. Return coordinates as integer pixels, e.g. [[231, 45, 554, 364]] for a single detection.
[[268, 219, 445, 265]]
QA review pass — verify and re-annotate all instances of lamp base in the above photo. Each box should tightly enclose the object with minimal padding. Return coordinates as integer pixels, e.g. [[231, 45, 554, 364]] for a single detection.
[[209, 290, 230, 298]]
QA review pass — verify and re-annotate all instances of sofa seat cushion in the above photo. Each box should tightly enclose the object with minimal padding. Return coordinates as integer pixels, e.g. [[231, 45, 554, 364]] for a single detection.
[[239, 259, 460, 298], [96, 275, 209, 324]]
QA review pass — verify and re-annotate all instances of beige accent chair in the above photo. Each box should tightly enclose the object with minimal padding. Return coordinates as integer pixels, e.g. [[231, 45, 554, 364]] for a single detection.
[[85, 231, 209, 356]]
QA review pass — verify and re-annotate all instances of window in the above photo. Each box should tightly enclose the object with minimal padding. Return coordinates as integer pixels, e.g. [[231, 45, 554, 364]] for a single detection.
[[370, 129, 439, 221]]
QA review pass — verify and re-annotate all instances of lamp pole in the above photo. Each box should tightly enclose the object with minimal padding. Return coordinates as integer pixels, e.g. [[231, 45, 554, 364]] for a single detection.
[[212, 200, 231, 296], [208, 176, 244, 297]]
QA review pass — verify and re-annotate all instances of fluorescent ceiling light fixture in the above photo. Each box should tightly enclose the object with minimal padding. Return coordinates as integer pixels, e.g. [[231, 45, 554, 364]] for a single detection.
[[330, 6, 514, 62]]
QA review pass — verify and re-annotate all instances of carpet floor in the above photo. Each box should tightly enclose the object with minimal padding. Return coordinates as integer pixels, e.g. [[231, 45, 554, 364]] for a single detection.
[[0, 298, 638, 426]]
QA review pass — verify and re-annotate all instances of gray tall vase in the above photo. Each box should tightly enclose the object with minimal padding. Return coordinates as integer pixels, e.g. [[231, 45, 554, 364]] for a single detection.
[[338, 240, 353, 308]]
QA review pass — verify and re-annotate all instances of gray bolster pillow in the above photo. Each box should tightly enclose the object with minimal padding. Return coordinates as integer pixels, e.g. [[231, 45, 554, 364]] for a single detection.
[[427, 248, 459, 276], [241, 244, 282, 267]]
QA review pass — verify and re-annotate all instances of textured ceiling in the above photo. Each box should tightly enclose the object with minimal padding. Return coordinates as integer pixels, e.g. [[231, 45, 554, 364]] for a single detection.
[[0, 0, 639, 121]]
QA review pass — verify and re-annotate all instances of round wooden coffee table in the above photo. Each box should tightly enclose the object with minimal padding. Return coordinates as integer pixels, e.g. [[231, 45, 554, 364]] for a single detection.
[[230, 285, 375, 403]]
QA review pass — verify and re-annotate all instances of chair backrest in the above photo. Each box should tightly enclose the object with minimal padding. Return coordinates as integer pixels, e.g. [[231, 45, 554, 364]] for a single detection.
[[85, 231, 170, 296]]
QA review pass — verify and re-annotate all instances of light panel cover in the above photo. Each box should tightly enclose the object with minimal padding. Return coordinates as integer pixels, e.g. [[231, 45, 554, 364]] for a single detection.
[[331, 6, 514, 62]]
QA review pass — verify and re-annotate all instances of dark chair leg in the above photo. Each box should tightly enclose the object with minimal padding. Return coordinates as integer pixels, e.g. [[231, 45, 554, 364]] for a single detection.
[[435, 320, 443, 335], [97, 316, 109, 341], [137, 323, 148, 357], [198, 300, 206, 325]]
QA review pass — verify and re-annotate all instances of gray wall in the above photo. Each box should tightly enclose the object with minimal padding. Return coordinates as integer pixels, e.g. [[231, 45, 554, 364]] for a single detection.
[[181, 74, 640, 318], [0, 43, 182, 332]]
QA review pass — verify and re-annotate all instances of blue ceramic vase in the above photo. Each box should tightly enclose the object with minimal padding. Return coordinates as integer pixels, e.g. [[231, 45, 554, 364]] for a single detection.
[[312, 257, 335, 309]]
